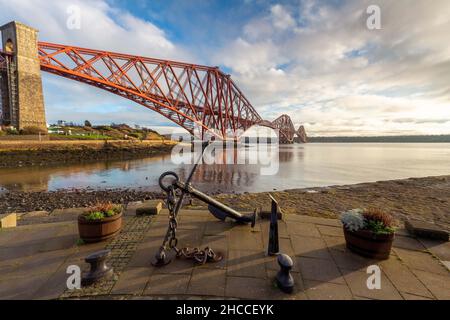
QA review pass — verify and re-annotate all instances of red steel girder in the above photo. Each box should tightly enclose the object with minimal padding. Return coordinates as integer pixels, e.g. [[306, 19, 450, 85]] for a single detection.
[[271, 114, 296, 144], [36, 42, 304, 142]]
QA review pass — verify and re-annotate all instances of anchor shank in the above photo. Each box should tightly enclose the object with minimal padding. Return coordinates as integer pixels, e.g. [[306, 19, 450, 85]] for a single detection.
[[171, 141, 211, 218], [175, 181, 245, 219]]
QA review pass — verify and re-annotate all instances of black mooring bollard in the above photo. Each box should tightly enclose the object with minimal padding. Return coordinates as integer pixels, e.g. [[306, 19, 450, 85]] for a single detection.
[[81, 250, 114, 286], [268, 194, 280, 256], [276, 254, 295, 294]]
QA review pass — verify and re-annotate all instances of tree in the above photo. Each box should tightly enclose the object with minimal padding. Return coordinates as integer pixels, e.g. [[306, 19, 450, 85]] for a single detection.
[[84, 120, 92, 127]]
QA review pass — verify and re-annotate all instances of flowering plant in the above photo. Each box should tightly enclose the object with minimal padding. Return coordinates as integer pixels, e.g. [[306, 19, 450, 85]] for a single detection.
[[341, 208, 396, 234], [341, 209, 366, 232], [82, 202, 122, 221]]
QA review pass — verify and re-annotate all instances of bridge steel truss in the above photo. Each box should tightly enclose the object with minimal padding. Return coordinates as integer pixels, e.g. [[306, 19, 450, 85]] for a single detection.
[[2, 43, 306, 143]]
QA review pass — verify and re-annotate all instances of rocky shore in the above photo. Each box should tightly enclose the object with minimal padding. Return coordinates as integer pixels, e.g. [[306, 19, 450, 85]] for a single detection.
[[0, 188, 168, 214], [1, 175, 449, 230], [0, 140, 176, 168]]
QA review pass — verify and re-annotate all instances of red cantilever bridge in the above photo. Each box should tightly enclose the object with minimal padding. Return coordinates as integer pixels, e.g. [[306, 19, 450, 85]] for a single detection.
[[1, 43, 307, 143]]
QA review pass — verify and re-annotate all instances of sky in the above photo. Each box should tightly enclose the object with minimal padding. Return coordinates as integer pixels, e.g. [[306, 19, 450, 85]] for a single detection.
[[0, 0, 449, 136]]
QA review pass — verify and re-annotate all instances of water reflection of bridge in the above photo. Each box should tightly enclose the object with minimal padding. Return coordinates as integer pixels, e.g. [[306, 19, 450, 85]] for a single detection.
[[175, 146, 280, 192], [177, 164, 257, 193], [0, 146, 301, 193], [0, 155, 171, 192]]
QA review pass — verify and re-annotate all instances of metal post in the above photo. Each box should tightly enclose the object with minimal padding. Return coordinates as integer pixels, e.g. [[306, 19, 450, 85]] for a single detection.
[[268, 194, 280, 256]]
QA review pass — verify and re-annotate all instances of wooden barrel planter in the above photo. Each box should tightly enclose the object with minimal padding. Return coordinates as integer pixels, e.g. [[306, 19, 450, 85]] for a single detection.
[[343, 227, 394, 260], [78, 212, 123, 243]]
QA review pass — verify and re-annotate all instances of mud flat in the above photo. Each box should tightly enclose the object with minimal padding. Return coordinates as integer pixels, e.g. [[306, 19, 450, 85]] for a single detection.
[[212, 175, 450, 231], [0, 140, 176, 168], [1, 175, 449, 230]]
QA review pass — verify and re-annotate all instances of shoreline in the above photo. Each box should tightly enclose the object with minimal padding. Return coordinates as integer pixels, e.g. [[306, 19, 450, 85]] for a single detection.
[[1, 175, 449, 230], [0, 140, 176, 168]]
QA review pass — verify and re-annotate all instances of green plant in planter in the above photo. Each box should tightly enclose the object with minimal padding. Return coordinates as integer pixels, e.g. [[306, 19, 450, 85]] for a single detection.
[[341, 208, 396, 234], [363, 209, 397, 235], [84, 211, 105, 221], [82, 202, 122, 221]]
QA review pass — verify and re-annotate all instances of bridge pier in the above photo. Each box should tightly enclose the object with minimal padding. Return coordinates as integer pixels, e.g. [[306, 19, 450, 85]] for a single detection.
[[223, 139, 239, 148], [0, 21, 47, 132], [190, 138, 239, 152], [243, 137, 277, 145]]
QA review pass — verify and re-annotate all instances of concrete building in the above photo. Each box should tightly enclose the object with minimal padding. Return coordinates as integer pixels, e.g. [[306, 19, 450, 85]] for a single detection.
[[0, 21, 47, 131]]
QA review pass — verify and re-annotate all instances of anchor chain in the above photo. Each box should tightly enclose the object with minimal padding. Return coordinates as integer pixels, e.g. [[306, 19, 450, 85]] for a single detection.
[[178, 247, 223, 265], [156, 182, 223, 266]]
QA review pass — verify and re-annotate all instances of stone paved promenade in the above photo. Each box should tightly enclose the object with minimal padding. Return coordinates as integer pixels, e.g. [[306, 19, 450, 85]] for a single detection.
[[0, 207, 449, 300]]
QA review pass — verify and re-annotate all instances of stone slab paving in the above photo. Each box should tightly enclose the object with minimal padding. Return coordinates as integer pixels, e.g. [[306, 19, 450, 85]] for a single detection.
[[0, 208, 449, 300], [60, 215, 154, 299], [0, 220, 103, 299]]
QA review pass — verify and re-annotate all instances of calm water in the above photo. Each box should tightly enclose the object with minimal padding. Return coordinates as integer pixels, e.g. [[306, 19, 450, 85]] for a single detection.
[[0, 143, 449, 194]]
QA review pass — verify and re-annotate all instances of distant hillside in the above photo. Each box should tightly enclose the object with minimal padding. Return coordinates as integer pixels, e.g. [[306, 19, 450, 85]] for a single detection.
[[47, 123, 165, 141], [308, 135, 450, 143]]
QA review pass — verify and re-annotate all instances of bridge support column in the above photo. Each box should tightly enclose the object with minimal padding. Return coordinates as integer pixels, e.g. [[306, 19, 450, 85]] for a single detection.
[[222, 139, 238, 148], [0, 21, 47, 131]]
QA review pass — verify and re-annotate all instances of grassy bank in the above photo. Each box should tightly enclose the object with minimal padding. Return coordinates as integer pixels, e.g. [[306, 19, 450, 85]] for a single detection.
[[0, 140, 176, 168]]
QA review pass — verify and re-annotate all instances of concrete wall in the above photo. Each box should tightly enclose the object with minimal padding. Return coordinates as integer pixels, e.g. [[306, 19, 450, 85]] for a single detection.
[[0, 21, 47, 131]]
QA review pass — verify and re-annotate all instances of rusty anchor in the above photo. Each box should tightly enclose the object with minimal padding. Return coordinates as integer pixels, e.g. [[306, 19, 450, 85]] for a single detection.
[[159, 172, 257, 226], [152, 141, 258, 267]]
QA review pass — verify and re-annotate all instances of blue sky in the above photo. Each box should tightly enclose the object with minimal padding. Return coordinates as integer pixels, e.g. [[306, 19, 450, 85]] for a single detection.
[[1, 0, 449, 136], [112, 0, 268, 45]]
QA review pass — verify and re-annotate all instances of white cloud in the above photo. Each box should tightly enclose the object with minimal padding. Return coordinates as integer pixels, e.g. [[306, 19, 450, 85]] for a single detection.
[[213, 0, 450, 136], [270, 4, 296, 31], [0, 0, 193, 127], [0, 0, 190, 59]]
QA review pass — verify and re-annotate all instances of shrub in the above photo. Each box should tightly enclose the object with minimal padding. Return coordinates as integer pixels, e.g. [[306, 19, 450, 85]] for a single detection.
[[96, 126, 112, 131], [6, 127, 19, 135], [129, 132, 143, 139], [20, 126, 47, 135]]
